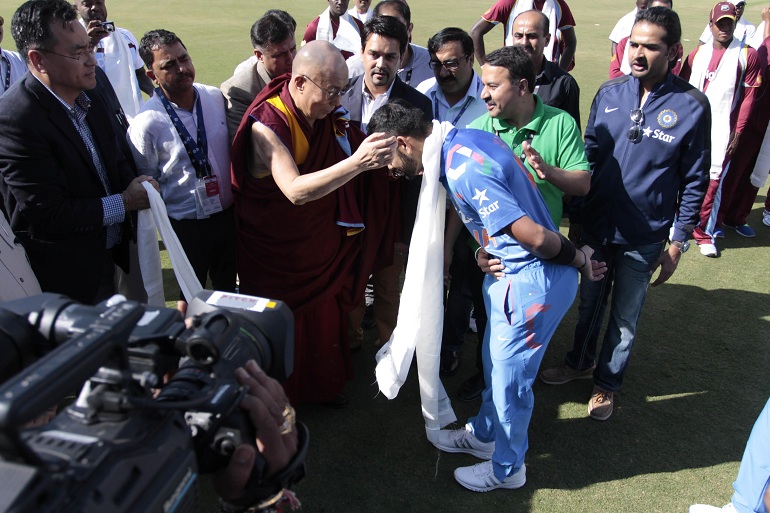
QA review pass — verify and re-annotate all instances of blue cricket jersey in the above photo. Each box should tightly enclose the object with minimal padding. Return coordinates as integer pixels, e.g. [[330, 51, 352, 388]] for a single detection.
[[440, 128, 556, 275]]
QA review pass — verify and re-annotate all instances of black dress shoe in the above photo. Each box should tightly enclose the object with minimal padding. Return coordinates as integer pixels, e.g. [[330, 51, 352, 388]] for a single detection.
[[440, 349, 460, 376], [322, 392, 349, 409], [457, 372, 484, 402]]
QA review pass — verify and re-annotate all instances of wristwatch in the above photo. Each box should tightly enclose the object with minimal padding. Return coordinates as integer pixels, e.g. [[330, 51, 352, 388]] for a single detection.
[[670, 240, 690, 254]]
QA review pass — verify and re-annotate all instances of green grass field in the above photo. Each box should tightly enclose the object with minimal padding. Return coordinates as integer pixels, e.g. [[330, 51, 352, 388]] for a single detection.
[[3, 0, 769, 511]]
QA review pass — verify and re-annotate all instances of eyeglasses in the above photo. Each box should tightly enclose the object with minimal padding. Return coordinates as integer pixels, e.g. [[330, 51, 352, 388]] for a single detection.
[[627, 108, 644, 143], [428, 55, 470, 72], [301, 74, 350, 100], [38, 44, 96, 63]]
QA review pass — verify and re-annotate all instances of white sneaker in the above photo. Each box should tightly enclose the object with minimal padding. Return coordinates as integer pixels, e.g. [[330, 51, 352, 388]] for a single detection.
[[699, 243, 718, 257], [763, 209, 770, 227], [432, 424, 494, 459], [454, 460, 526, 492]]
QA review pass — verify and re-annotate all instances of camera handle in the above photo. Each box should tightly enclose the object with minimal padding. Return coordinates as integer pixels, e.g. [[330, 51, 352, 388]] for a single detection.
[[0, 301, 145, 464]]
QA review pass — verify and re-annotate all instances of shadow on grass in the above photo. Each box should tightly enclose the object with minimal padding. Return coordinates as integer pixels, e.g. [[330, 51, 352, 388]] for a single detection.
[[289, 281, 769, 513]]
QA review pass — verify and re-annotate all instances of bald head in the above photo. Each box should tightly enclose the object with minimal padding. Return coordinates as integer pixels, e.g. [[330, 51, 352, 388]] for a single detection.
[[290, 41, 350, 123], [293, 40, 347, 78]]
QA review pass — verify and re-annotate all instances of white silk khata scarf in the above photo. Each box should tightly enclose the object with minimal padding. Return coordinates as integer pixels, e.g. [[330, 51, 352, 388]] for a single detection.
[[375, 120, 457, 443]]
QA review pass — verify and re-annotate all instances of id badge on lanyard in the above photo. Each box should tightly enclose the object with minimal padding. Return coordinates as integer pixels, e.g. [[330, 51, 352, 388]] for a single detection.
[[195, 175, 223, 218]]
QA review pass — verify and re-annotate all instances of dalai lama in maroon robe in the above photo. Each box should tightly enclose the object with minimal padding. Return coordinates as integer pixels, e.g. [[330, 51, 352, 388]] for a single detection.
[[231, 41, 400, 405]]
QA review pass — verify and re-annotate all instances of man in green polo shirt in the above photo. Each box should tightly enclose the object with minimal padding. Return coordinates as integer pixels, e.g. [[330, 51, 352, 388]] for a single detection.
[[470, 45, 589, 226]]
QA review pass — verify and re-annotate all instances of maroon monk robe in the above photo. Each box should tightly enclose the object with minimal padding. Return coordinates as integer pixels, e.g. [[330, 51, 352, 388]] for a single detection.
[[231, 75, 399, 404]]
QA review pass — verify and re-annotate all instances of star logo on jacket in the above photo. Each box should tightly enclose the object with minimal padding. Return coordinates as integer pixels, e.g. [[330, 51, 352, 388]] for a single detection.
[[657, 109, 677, 129], [472, 188, 489, 205], [642, 126, 653, 138]]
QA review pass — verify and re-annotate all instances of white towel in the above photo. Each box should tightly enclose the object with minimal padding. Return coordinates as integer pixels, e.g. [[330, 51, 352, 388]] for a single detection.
[[316, 8, 362, 57], [688, 38, 746, 180], [375, 120, 457, 442], [138, 182, 203, 305]]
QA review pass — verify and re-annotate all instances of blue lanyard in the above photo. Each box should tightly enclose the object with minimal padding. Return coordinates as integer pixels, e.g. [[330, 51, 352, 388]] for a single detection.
[[434, 94, 474, 126], [1, 53, 10, 93], [155, 86, 211, 178]]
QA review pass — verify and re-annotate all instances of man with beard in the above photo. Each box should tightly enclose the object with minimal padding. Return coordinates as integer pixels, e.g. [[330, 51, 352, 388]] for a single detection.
[[340, 15, 431, 351], [680, 1, 761, 255], [610, 0, 679, 79], [128, 30, 236, 314], [538, 7, 709, 421], [230, 41, 399, 406], [221, 11, 297, 141], [303, 0, 365, 60], [368, 100, 605, 492], [74, 0, 153, 121]]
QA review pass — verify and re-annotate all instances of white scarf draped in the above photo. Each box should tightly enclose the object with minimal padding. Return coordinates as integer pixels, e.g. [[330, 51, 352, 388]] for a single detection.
[[375, 120, 457, 442], [138, 182, 203, 306], [316, 8, 362, 57], [689, 38, 746, 180], [504, 0, 559, 63]]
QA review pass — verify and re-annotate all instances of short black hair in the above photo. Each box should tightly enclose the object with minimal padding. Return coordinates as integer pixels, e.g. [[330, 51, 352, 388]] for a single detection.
[[427, 27, 474, 59], [251, 10, 296, 50], [372, 0, 411, 25], [484, 46, 536, 94], [634, 6, 681, 47], [361, 15, 408, 55], [11, 0, 78, 64], [367, 99, 432, 139], [139, 29, 186, 68]]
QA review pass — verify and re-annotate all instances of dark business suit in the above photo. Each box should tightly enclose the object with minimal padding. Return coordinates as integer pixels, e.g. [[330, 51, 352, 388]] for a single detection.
[[0, 73, 135, 304]]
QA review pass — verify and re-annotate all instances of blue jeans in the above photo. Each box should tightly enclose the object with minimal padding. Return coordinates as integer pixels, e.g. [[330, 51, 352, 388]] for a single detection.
[[469, 263, 578, 480], [565, 240, 664, 392], [732, 398, 770, 513]]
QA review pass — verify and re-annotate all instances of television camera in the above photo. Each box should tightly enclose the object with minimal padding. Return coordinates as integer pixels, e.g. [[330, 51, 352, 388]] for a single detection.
[[0, 290, 307, 513]]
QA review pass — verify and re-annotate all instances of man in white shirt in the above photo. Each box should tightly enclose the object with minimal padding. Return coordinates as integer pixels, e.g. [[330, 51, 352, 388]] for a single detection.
[[698, 0, 756, 44], [609, 0, 651, 55], [128, 30, 235, 313], [74, 0, 153, 121], [348, 0, 372, 23], [0, 14, 26, 96]]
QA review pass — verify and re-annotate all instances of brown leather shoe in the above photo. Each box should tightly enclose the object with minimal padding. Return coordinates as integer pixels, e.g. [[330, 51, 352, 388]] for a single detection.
[[588, 386, 614, 421]]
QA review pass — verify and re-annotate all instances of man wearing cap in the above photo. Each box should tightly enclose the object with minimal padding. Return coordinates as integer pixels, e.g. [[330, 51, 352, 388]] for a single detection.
[[680, 1, 762, 256], [0, 14, 26, 95], [699, 0, 756, 45]]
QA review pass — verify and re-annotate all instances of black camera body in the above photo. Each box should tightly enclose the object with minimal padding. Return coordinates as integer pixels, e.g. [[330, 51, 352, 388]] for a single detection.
[[0, 291, 302, 513]]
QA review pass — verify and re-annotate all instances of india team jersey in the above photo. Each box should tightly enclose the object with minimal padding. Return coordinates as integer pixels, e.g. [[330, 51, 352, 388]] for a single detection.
[[440, 128, 555, 275]]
